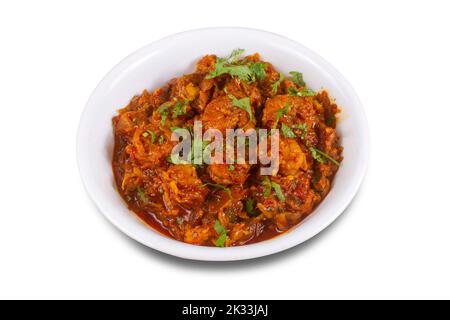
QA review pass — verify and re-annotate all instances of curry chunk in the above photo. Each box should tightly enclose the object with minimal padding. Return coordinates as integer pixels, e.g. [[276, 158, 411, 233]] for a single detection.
[[201, 96, 250, 133], [162, 165, 208, 212], [279, 138, 309, 176]]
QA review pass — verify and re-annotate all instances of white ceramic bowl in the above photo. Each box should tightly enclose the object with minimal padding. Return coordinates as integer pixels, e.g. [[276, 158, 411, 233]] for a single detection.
[[77, 27, 369, 261]]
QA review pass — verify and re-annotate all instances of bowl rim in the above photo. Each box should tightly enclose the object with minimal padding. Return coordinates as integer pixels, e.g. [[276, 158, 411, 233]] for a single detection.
[[77, 27, 369, 261]]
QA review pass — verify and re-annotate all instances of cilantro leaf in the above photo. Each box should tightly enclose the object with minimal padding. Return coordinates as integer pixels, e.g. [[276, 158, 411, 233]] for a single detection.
[[309, 147, 324, 164], [143, 130, 156, 143], [288, 86, 316, 97], [261, 176, 272, 198], [226, 65, 253, 81], [260, 177, 286, 202], [202, 183, 231, 196], [161, 114, 168, 126], [292, 123, 308, 140], [245, 198, 257, 216], [206, 50, 252, 81], [249, 62, 266, 81], [272, 72, 284, 94], [228, 48, 245, 63], [271, 182, 285, 202], [273, 104, 289, 129], [280, 122, 307, 139], [157, 102, 172, 126], [281, 123, 296, 138], [289, 71, 306, 87], [206, 63, 253, 82], [227, 93, 253, 121], [172, 101, 188, 118], [206, 49, 266, 83], [214, 219, 226, 235], [136, 187, 149, 204], [157, 100, 187, 125], [302, 88, 316, 96], [216, 233, 227, 247], [151, 132, 156, 143], [157, 102, 171, 113], [214, 220, 227, 247], [309, 147, 340, 166]]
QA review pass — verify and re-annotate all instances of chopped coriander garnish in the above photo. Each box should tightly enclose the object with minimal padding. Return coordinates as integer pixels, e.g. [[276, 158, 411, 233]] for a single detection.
[[214, 219, 227, 234], [302, 88, 316, 96], [216, 233, 227, 247], [214, 220, 227, 247], [157, 102, 171, 126], [271, 182, 286, 202], [136, 187, 149, 204], [176, 217, 184, 225], [150, 131, 157, 144], [261, 176, 272, 198], [157, 101, 187, 125], [202, 183, 231, 196], [289, 71, 306, 87], [228, 48, 245, 63], [213, 64, 253, 81], [260, 177, 285, 202], [273, 104, 289, 129], [143, 130, 156, 143], [245, 198, 257, 216], [206, 49, 252, 81], [279, 123, 308, 139], [309, 147, 340, 166], [157, 102, 171, 113], [161, 114, 168, 126], [281, 123, 296, 138], [272, 72, 284, 94], [228, 164, 235, 171], [172, 101, 188, 119], [227, 93, 253, 121], [287, 87, 297, 96], [288, 86, 316, 97], [158, 135, 165, 144], [309, 147, 324, 163], [206, 49, 267, 83], [292, 123, 308, 140], [249, 62, 266, 81], [293, 124, 307, 130]]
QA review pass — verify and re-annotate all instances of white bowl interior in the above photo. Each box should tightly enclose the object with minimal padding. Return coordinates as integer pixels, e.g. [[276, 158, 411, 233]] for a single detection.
[[77, 28, 368, 261]]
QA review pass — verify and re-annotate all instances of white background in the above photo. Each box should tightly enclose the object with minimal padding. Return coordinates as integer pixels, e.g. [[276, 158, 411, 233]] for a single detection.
[[1, 0, 449, 300]]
